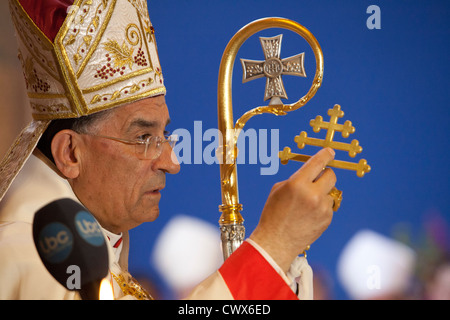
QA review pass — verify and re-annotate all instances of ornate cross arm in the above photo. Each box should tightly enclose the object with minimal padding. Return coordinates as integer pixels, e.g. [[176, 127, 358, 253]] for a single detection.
[[279, 147, 371, 177], [294, 132, 362, 158], [241, 35, 306, 103], [279, 104, 371, 178]]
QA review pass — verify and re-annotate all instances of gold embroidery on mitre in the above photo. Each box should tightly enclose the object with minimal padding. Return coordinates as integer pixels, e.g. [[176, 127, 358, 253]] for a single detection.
[[103, 39, 135, 70], [9, 3, 59, 78], [64, 0, 113, 77], [8, 0, 165, 121], [127, 0, 154, 42], [20, 53, 51, 93], [9, 0, 75, 120], [90, 77, 154, 104], [54, 0, 165, 115]]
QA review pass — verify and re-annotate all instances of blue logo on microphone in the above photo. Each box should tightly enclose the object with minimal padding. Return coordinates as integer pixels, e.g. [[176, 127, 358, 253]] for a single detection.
[[38, 222, 73, 264], [75, 211, 105, 247]]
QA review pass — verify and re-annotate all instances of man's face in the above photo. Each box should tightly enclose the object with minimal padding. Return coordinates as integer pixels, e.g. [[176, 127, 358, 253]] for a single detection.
[[71, 95, 180, 233]]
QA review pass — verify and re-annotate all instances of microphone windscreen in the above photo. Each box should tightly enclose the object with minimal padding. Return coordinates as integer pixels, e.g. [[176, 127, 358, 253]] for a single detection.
[[33, 198, 109, 299]]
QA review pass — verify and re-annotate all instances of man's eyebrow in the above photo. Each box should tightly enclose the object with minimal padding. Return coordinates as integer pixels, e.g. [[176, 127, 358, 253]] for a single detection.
[[126, 118, 171, 132]]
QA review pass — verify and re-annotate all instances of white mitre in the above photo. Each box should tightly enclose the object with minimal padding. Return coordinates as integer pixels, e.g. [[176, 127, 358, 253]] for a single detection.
[[337, 229, 416, 299]]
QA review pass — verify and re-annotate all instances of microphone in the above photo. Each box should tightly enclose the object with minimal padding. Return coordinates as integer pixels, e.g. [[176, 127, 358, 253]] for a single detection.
[[33, 198, 109, 300]]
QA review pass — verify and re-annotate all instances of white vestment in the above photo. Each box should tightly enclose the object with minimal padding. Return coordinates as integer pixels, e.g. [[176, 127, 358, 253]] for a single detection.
[[0, 156, 313, 300]]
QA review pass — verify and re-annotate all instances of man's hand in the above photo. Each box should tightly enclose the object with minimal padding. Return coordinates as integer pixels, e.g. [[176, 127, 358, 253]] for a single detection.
[[249, 148, 337, 273]]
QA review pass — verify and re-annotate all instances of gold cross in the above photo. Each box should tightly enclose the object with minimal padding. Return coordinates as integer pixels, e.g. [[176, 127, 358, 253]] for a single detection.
[[240, 34, 306, 103], [279, 104, 371, 177]]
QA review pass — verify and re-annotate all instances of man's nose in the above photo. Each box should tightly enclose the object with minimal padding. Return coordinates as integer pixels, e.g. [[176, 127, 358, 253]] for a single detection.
[[153, 142, 180, 174]]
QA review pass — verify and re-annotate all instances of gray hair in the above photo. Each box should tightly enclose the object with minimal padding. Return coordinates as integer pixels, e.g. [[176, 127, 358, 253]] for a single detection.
[[37, 109, 112, 164]]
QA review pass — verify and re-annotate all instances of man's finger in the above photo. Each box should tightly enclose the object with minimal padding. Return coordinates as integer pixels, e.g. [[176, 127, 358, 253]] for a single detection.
[[292, 148, 335, 182], [314, 167, 337, 192]]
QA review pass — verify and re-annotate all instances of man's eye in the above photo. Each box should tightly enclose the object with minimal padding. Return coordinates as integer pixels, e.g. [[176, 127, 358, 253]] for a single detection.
[[137, 134, 151, 141]]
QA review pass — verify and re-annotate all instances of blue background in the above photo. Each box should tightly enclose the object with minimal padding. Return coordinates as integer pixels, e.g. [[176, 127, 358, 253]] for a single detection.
[[128, 0, 450, 299]]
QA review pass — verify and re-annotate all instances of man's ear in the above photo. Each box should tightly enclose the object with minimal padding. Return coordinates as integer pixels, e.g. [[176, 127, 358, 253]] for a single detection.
[[51, 129, 82, 179]]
